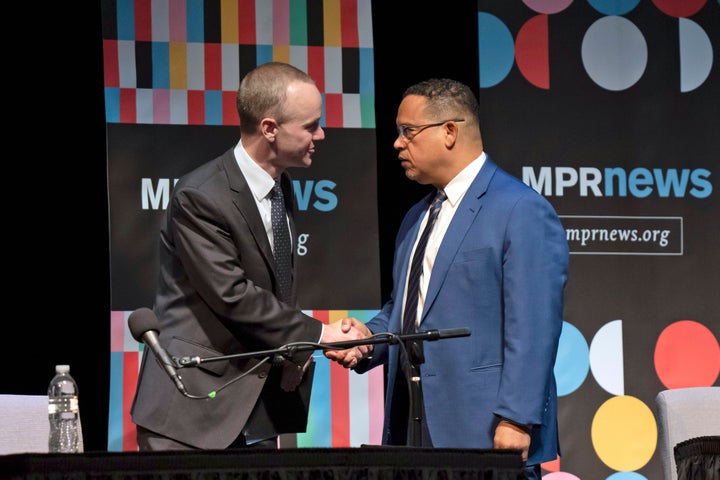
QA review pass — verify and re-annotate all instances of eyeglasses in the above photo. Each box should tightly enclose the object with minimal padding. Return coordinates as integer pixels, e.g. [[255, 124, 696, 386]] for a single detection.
[[397, 119, 465, 141]]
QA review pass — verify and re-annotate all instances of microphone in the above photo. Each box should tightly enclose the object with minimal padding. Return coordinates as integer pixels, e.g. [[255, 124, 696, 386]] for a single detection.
[[401, 328, 471, 341], [128, 308, 189, 397]]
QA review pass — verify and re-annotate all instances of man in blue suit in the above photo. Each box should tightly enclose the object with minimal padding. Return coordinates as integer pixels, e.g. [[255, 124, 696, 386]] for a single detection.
[[329, 78, 569, 479]]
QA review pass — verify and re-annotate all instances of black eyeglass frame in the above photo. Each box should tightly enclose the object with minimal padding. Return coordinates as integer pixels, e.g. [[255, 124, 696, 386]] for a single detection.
[[396, 119, 465, 141]]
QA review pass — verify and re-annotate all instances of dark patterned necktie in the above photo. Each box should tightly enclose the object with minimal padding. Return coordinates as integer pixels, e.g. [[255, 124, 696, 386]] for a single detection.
[[402, 189, 447, 334], [271, 178, 292, 303]]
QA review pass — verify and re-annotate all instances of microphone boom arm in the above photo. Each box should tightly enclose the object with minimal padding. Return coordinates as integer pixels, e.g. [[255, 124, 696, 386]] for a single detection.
[[171, 325, 471, 433], [174, 327, 471, 367]]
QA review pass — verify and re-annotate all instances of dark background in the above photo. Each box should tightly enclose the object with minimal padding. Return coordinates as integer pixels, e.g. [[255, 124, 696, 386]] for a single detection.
[[6, 1, 480, 452], [8, 3, 717, 479], [107, 124, 381, 310], [5, 1, 109, 448]]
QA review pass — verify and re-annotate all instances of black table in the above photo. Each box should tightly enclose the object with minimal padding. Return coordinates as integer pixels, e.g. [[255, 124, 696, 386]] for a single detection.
[[2, 446, 526, 480]]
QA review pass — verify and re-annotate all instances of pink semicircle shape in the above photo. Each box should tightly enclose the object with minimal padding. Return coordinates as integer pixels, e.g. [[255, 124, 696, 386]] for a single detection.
[[523, 0, 574, 14]]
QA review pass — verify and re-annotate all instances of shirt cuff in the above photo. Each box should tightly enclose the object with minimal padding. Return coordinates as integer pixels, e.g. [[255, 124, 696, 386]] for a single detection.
[[500, 417, 532, 433]]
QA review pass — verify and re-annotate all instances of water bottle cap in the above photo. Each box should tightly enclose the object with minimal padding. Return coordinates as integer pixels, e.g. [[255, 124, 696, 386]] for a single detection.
[[55, 365, 70, 374]]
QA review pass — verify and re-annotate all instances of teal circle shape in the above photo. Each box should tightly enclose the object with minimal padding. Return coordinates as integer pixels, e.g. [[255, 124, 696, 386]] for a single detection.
[[607, 472, 648, 479], [478, 12, 515, 88], [554, 321, 590, 396], [588, 0, 641, 15]]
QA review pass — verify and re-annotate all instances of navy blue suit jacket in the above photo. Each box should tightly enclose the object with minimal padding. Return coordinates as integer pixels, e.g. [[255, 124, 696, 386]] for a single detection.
[[355, 157, 569, 465]]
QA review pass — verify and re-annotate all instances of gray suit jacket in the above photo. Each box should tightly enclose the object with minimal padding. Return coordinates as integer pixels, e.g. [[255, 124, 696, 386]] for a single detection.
[[131, 148, 322, 448]]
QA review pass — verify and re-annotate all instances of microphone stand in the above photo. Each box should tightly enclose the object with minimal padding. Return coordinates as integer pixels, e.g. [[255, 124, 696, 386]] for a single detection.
[[401, 337, 425, 447], [174, 327, 471, 447]]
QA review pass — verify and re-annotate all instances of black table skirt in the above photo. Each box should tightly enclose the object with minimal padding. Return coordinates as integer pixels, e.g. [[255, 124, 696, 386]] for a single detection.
[[2, 446, 526, 480], [674, 436, 720, 480]]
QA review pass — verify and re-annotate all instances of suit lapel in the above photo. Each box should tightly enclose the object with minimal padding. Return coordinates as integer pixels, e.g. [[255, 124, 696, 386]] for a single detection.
[[220, 151, 275, 265], [422, 158, 498, 321]]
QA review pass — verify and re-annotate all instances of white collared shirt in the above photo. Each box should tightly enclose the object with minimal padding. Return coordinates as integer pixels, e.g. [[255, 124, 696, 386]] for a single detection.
[[232, 142, 322, 341], [402, 152, 487, 330], [233, 141, 284, 251]]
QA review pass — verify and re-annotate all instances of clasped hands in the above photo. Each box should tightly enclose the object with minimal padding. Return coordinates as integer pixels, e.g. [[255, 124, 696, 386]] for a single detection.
[[281, 318, 370, 391], [320, 318, 372, 368]]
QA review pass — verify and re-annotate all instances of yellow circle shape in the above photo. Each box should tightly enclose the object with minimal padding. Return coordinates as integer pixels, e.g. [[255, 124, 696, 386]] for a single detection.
[[591, 395, 657, 472]]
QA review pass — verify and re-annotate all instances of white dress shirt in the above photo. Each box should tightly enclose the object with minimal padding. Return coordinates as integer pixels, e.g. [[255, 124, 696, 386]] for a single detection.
[[233, 141, 288, 252], [402, 152, 487, 330]]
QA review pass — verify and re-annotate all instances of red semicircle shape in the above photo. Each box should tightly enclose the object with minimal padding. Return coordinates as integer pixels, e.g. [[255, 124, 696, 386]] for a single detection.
[[515, 15, 550, 89]]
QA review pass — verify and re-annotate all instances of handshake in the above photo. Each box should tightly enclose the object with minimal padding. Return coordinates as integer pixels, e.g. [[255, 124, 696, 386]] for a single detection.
[[320, 318, 373, 369], [280, 318, 372, 392]]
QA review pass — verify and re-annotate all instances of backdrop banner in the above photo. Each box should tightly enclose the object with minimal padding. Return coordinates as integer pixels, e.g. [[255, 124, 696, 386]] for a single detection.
[[477, 1, 719, 478], [102, 0, 382, 452], [102, 1, 719, 478]]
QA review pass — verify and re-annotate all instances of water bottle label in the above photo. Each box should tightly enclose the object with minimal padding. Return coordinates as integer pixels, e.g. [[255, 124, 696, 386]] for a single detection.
[[48, 397, 79, 414]]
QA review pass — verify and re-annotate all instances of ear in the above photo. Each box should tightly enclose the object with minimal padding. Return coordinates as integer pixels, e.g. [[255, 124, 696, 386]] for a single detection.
[[261, 118, 278, 141], [444, 121, 460, 148]]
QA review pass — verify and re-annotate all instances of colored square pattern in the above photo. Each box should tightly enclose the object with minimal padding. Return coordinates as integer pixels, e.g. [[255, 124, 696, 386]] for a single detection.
[[108, 309, 385, 451], [101, 0, 376, 127]]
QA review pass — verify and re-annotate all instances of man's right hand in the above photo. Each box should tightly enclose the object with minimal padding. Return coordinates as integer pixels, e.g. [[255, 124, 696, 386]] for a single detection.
[[322, 318, 372, 368]]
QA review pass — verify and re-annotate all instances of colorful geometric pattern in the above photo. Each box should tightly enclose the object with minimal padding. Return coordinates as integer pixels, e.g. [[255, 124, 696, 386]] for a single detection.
[[108, 309, 384, 451], [103, 0, 380, 451], [102, 0, 376, 127], [478, 1, 715, 92]]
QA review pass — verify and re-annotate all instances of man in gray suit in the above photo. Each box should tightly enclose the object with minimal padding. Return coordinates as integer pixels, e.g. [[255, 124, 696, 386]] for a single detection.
[[131, 62, 370, 451]]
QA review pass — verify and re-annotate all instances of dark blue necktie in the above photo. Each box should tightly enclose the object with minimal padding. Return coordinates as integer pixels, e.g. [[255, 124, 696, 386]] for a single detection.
[[402, 190, 447, 334], [271, 178, 292, 303]]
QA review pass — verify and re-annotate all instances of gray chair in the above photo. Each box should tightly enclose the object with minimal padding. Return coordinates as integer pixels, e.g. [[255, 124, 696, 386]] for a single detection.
[[0, 394, 50, 454], [655, 387, 720, 480]]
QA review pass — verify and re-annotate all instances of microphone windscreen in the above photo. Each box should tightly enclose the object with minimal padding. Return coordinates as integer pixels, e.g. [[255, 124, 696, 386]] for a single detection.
[[437, 328, 471, 338], [128, 307, 160, 342]]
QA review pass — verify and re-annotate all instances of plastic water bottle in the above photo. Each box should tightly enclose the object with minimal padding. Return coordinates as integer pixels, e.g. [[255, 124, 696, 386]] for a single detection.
[[47, 364, 83, 453]]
